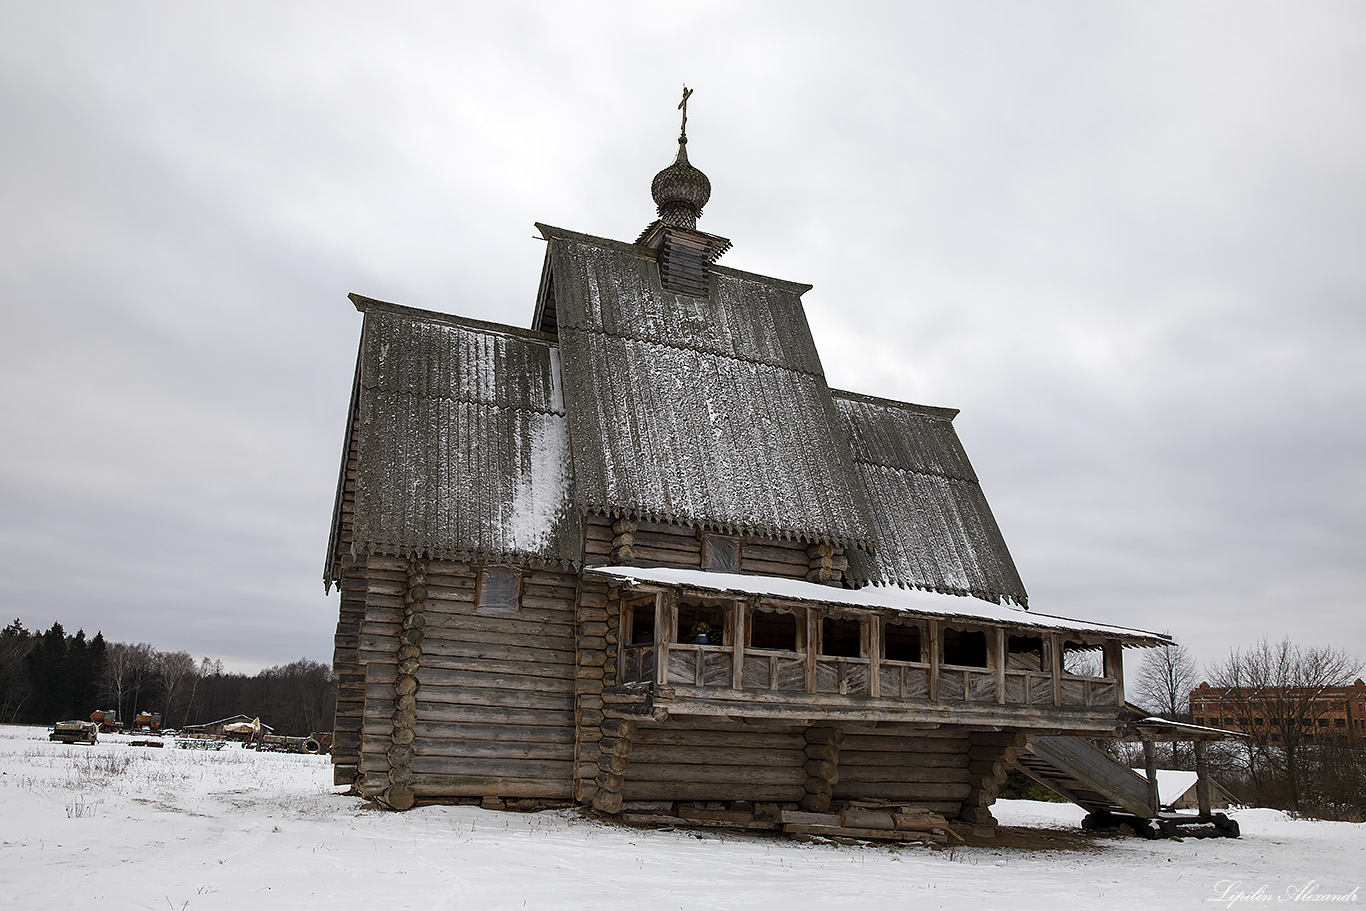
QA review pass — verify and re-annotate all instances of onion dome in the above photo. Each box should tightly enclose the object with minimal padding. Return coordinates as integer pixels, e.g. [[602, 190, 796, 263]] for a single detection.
[[651, 136, 711, 229]]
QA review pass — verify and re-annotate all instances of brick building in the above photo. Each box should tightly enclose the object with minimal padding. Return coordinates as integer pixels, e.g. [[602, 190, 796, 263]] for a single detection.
[[1190, 679, 1366, 743]]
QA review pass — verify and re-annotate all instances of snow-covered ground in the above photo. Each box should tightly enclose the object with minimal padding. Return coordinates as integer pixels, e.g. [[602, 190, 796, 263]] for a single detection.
[[1, 725, 1360, 910]]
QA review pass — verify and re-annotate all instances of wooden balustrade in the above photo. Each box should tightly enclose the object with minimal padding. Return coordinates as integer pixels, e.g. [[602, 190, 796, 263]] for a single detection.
[[619, 641, 1117, 708]]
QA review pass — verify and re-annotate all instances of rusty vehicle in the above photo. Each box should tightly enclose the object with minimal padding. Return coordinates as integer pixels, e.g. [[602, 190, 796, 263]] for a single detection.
[[50, 720, 99, 744], [89, 709, 119, 732]]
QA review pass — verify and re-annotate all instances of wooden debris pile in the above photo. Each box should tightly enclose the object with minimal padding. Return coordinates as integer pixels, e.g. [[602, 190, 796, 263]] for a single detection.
[[616, 798, 962, 844], [781, 799, 958, 844]]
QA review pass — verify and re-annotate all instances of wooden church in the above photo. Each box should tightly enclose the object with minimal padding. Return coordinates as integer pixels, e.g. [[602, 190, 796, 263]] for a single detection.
[[323, 95, 1171, 837]]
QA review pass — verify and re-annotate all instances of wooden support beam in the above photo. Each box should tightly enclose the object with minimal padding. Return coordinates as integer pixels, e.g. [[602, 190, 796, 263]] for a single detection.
[[928, 621, 940, 703], [1050, 634, 1063, 707], [805, 609, 818, 695], [731, 598, 748, 689], [1194, 740, 1212, 817], [1143, 739, 1160, 817], [654, 591, 671, 687], [1103, 639, 1125, 707], [995, 628, 1007, 705], [868, 617, 882, 698]]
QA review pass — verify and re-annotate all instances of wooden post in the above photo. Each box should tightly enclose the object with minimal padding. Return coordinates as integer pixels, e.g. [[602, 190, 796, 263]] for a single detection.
[[1143, 739, 1160, 818], [868, 616, 882, 698], [1194, 740, 1212, 817], [1050, 634, 1063, 707], [1103, 639, 1125, 707], [654, 591, 671, 687], [805, 609, 818, 695], [928, 620, 940, 702], [995, 627, 1007, 704], [731, 598, 749, 689]]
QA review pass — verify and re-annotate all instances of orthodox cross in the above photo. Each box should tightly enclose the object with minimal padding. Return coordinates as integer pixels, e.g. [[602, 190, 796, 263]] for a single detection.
[[678, 85, 693, 140]]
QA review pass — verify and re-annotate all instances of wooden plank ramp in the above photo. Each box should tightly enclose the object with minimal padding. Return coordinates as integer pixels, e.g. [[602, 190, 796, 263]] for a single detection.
[[1013, 735, 1154, 817]]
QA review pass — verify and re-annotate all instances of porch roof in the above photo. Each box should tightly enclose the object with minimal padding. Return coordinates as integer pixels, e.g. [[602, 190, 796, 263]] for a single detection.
[[585, 565, 1170, 646]]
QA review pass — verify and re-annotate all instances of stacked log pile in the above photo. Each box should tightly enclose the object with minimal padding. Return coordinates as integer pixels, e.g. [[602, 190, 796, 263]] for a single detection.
[[781, 801, 955, 843]]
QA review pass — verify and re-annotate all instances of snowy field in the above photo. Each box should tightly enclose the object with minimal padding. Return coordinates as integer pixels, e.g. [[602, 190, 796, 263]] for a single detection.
[[1, 725, 1360, 910]]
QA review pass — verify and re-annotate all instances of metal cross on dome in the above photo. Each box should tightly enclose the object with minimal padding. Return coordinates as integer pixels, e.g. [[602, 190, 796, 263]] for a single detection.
[[678, 85, 693, 141]]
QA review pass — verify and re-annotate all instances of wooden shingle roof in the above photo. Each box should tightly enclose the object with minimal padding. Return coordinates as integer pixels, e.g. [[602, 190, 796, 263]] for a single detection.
[[539, 224, 875, 551], [327, 296, 580, 579], [327, 225, 1029, 607], [835, 390, 1027, 605]]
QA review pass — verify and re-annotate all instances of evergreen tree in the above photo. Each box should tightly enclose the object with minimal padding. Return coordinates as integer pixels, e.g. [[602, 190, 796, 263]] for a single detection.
[[24, 622, 68, 722], [0, 619, 33, 722]]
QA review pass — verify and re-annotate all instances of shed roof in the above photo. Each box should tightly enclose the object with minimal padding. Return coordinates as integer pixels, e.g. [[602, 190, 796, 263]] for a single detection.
[[835, 390, 1028, 605], [586, 566, 1168, 645], [341, 295, 580, 569], [539, 224, 874, 550]]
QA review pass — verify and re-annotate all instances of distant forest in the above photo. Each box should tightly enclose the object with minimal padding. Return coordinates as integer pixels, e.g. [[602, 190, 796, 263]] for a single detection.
[[0, 619, 336, 737]]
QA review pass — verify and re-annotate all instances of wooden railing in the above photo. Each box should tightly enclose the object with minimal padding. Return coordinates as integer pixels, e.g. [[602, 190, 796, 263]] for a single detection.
[[617, 643, 1117, 707], [814, 656, 871, 696], [740, 650, 806, 692]]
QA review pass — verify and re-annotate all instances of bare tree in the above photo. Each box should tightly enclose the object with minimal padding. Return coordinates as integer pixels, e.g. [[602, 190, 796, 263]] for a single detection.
[[156, 650, 198, 728], [1134, 639, 1199, 767], [1135, 639, 1198, 719], [102, 642, 156, 725], [1206, 638, 1361, 813]]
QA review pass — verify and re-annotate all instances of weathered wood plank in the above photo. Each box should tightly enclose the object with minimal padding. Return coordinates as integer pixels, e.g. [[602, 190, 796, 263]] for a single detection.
[[410, 756, 573, 778], [420, 638, 576, 665], [627, 744, 806, 767], [412, 774, 573, 799], [417, 653, 576, 680], [412, 739, 573, 761], [411, 722, 575, 743], [623, 763, 806, 784], [621, 781, 806, 802], [837, 751, 969, 769], [415, 702, 575, 727], [417, 687, 574, 712], [836, 766, 972, 784], [416, 667, 577, 693]]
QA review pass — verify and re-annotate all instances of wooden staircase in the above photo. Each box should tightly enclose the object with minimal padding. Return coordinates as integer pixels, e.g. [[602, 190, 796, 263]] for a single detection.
[[1014, 735, 1240, 838], [1014, 735, 1154, 817]]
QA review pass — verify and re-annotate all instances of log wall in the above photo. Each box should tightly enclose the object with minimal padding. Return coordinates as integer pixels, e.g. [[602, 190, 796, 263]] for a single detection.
[[619, 716, 810, 804], [582, 515, 845, 584], [354, 556, 580, 804], [328, 408, 364, 786], [831, 724, 975, 818]]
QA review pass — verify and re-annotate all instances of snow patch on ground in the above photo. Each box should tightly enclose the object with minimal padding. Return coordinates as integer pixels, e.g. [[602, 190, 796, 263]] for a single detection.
[[1, 725, 1361, 910]]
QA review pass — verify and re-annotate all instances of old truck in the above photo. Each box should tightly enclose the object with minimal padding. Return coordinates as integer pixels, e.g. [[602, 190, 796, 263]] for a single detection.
[[50, 720, 99, 744]]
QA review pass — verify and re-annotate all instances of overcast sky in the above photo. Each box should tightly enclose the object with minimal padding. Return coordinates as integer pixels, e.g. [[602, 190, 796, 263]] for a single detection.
[[2, 2, 1362, 679]]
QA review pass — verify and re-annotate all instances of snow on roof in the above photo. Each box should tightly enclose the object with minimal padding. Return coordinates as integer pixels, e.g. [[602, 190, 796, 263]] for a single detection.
[[835, 390, 1027, 606], [338, 298, 581, 573], [585, 566, 1170, 643], [1137, 716, 1248, 737], [1132, 769, 1200, 806], [541, 224, 875, 552]]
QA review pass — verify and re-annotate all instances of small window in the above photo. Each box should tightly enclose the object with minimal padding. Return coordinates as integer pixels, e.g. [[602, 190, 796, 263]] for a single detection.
[[477, 565, 522, 612], [750, 610, 798, 652], [630, 601, 655, 645], [677, 601, 728, 644], [942, 628, 988, 668], [701, 534, 741, 573], [883, 622, 922, 662], [821, 616, 862, 658]]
